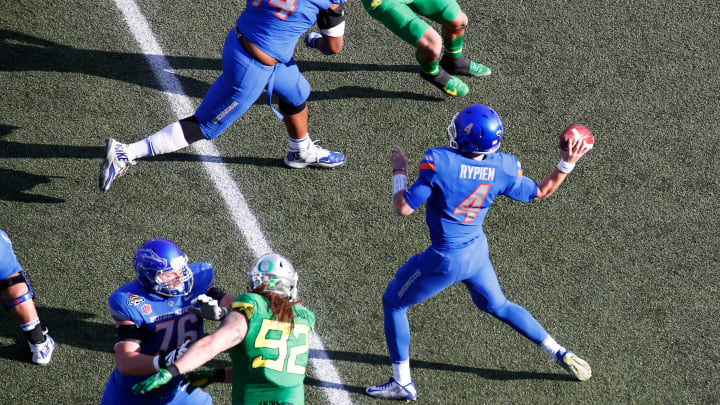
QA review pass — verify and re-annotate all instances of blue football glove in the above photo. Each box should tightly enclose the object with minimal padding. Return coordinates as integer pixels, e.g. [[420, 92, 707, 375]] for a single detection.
[[304, 32, 322, 49]]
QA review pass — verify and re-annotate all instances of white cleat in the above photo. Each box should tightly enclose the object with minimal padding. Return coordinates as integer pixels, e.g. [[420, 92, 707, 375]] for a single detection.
[[366, 378, 418, 401], [555, 349, 592, 381], [284, 140, 346, 169], [99, 138, 134, 192], [29, 331, 55, 366]]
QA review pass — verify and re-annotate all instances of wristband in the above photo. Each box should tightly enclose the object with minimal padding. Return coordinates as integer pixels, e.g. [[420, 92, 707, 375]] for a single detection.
[[215, 367, 227, 383], [206, 286, 226, 301], [392, 173, 407, 198], [167, 364, 180, 378], [557, 159, 575, 174], [392, 168, 406, 173], [153, 354, 161, 372]]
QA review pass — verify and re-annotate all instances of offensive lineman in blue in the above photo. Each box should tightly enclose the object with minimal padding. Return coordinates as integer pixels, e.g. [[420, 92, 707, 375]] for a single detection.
[[100, 238, 231, 404], [100, 0, 348, 192], [367, 105, 594, 400], [0, 229, 55, 365]]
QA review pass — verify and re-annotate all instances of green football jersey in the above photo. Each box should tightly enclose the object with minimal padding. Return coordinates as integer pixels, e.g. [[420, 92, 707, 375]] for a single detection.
[[230, 293, 316, 405]]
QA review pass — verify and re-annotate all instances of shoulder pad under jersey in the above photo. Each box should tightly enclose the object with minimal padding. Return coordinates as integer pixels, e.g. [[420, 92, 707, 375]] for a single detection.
[[190, 262, 215, 291]]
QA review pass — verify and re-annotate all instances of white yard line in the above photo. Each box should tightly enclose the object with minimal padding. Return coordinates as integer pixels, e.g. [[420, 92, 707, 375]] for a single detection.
[[112, 1, 352, 403]]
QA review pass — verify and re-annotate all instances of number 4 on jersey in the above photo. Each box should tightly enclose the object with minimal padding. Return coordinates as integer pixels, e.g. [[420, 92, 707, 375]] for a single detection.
[[251, 0, 298, 20], [453, 184, 490, 223]]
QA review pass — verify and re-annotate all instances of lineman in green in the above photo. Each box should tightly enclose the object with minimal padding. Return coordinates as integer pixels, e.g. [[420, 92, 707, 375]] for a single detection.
[[230, 291, 315, 404], [362, 0, 491, 97], [132, 253, 315, 405]]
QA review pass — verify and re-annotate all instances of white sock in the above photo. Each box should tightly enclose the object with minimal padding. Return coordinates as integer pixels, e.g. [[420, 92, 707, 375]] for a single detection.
[[288, 134, 310, 151], [127, 122, 189, 160], [540, 335, 564, 358], [20, 318, 40, 331], [392, 360, 412, 385], [126, 139, 153, 161]]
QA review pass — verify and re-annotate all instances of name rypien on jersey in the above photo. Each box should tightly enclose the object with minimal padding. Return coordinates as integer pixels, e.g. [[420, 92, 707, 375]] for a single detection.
[[459, 165, 495, 181]]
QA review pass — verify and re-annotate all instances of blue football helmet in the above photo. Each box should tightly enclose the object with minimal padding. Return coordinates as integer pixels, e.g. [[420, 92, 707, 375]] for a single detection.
[[249, 253, 299, 301], [447, 104, 504, 154], [133, 239, 193, 297]]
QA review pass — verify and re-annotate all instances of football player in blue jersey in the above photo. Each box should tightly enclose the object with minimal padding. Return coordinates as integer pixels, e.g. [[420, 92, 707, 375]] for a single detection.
[[0, 229, 55, 365], [100, 0, 348, 192], [100, 238, 232, 404], [366, 104, 594, 400]]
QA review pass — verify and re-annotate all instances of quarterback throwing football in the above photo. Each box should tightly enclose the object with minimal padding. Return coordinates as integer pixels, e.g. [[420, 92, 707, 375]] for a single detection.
[[367, 104, 593, 400]]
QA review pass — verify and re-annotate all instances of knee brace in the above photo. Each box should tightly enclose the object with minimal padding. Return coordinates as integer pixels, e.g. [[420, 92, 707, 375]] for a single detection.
[[318, 4, 346, 36], [0, 271, 35, 310], [179, 115, 205, 144], [278, 99, 307, 117]]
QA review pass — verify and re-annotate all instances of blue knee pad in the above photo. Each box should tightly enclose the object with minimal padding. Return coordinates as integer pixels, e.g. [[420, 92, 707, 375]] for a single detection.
[[0, 271, 35, 310]]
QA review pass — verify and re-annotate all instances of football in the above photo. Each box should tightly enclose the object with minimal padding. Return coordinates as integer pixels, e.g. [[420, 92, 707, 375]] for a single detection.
[[559, 124, 594, 151]]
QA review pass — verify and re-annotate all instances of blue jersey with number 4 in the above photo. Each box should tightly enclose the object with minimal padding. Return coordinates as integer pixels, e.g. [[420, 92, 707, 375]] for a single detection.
[[404, 147, 539, 250], [237, 0, 346, 63]]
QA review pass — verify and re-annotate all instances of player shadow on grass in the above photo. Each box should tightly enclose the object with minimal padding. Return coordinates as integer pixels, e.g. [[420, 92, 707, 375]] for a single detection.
[[308, 349, 571, 392], [0, 305, 233, 368], [0, 305, 112, 363], [0, 168, 65, 204], [0, 124, 287, 169], [0, 140, 286, 169], [1, 29, 435, 101], [1, 29, 214, 99], [309, 86, 443, 103], [1, 125, 66, 203]]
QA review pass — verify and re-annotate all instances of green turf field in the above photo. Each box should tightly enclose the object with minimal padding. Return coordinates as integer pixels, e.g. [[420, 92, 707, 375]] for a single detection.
[[1, 0, 719, 403]]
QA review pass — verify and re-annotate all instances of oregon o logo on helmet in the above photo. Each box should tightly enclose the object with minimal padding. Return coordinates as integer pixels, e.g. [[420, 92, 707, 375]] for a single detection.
[[258, 260, 273, 272]]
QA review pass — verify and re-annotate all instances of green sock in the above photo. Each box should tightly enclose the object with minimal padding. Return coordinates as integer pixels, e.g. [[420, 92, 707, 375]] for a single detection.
[[416, 52, 440, 75], [443, 35, 464, 59]]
